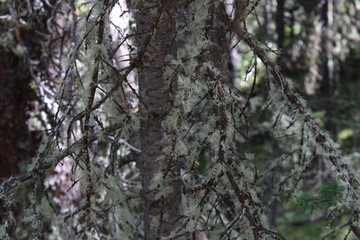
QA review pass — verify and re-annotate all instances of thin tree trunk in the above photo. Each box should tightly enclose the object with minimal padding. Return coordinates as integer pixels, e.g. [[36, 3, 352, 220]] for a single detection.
[[320, 0, 336, 137], [263, 0, 270, 41], [265, 0, 286, 228], [134, 2, 185, 239], [276, 0, 285, 50]]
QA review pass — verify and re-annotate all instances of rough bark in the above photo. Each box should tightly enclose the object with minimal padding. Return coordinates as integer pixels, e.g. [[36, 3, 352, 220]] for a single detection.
[[134, 1, 185, 239]]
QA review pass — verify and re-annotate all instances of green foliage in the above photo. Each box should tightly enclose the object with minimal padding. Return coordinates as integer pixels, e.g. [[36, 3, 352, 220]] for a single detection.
[[196, 150, 210, 175], [290, 180, 345, 212], [338, 128, 354, 141]]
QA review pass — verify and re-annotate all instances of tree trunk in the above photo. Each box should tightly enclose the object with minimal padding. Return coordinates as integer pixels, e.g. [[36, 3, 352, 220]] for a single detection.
[[134, 2, 185, 239], [320, 0, 336, 137], [0, 48, 34, 178], [276, 0, 285, 50]]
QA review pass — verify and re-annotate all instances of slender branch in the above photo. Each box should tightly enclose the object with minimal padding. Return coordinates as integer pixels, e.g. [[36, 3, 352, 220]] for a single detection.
[[350, 211, 360, 238], [0, 122, 124, 194], [216, 9, 360, 203]]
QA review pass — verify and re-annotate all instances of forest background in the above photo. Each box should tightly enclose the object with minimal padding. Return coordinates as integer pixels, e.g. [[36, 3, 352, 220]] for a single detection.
[[0, 0, 359, 239]]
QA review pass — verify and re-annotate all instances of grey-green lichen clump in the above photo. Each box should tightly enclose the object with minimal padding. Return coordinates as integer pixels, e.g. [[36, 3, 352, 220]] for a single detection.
[[1, 0, 360, 239]]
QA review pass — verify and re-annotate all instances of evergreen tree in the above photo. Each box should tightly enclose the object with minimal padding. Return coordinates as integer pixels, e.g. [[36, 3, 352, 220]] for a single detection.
[[0, 0, 359, 239]]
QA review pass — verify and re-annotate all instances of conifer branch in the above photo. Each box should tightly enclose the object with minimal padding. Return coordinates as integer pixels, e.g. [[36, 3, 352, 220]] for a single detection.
[[218, 8, 360, 187], [217, 8, 360, 234], [0, 122, 124, 194]]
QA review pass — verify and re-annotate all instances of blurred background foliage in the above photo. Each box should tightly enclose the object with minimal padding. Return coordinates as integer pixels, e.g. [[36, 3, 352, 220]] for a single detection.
[[0, 0, 359, 239], [235, 0, 360, 239]]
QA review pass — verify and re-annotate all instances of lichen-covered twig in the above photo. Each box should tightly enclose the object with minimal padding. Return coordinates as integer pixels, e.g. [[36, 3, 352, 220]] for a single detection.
[[0, 122, 124, 194], [216, 8, 360, 236]]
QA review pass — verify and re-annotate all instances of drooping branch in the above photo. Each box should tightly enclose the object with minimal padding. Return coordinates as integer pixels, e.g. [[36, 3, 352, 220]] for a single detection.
[[350, 211, 360, 238], [0, 121, 126, 194], [208, 67, 283, 239], [217, 8, 360, 233]]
